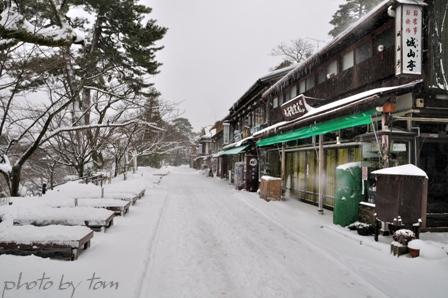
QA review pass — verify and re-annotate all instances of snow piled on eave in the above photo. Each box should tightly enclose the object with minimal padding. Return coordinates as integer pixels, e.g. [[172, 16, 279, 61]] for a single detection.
[[262, 0, 391, 99], [223, 136, 253, 150], [231, 65, 297, 112], [252, 121, 290, 138], [294, 80, 421, 121], [372, 164, 428, 178]]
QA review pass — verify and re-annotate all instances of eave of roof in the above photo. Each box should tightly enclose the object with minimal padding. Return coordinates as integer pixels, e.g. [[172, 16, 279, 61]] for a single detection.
[[230, 65, 296, 114], [262, 0, 393, 99], [256, 80, 422, 140]]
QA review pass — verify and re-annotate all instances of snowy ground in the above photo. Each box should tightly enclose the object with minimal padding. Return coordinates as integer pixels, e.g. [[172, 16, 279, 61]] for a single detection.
[[0, 166, 447, 298]]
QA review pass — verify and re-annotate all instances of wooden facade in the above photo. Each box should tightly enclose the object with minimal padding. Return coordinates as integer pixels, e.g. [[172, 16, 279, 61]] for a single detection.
[[204, 0, 448, 229]]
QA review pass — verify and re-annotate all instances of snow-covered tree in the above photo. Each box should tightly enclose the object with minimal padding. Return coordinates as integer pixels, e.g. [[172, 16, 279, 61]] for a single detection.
[[328, 0, 382, 37]]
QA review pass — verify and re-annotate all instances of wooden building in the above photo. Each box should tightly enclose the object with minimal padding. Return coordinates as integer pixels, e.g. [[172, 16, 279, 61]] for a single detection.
[[200, 0, 447, 230], [213, 66, 295, 183], [253, 0, 448, 229]]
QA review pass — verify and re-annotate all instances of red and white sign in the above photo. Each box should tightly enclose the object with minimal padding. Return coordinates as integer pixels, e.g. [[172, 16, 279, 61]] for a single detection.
[[395, 4, 423, 75]]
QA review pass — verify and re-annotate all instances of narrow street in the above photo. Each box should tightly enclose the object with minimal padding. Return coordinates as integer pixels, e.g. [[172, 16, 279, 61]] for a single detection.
[[137, 167, 447, 298]]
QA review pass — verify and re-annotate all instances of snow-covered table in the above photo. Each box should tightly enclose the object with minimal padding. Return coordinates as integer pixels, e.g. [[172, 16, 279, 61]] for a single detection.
[[0, 206, 115, 231], [0, 225, 94, 260]]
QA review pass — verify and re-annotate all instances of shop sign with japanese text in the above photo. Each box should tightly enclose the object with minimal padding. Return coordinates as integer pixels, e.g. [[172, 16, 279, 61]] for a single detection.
[[281, 95, 310, 121], [395, 4, 422, 75]]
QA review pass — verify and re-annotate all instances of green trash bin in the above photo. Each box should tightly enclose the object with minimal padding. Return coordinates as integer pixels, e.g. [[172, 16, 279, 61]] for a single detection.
[[333, 162, 362, 226]]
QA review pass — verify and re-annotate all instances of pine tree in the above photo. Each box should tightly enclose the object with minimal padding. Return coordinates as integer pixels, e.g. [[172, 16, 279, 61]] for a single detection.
[[329, 0, 382, 38]]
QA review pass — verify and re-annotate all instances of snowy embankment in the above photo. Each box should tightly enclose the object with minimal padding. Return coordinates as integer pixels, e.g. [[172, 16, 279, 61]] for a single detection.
[[0, 166, 447, 298]]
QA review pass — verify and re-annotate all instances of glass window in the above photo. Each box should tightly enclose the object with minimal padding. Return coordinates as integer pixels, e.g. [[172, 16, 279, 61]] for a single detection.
[[342, 50, 354, 70], [374, 29, 394, 52], [299, 80, 306, 94], [284, 89, 291, 103], [327, 60, 338, 77], [355, 42, 372, 64], [318, 69, 327, 84], [290, 86, 297, 99], [306, 75, 315, 91], [273, 97, 278, 108]]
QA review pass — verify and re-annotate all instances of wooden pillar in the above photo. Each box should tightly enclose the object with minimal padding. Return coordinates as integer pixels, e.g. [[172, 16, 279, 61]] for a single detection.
[[318, 134, 324, 214], [281, 143, 286, 195]]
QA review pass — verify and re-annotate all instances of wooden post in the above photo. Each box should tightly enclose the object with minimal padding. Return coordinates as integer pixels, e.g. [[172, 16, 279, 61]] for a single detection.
[[318, 134, 324, 214], [281, 143, 286, 197]]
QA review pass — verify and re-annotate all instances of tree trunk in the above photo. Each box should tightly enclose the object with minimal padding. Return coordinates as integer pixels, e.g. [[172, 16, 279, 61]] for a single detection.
[[10, 165, 22, 197], [114, 156, 120, 177], [77, 164, 84, 178]]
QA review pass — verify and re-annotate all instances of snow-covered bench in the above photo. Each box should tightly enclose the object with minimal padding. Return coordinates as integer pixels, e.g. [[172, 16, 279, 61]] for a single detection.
[[77, 193, 139, 205], [0, 225, 94, 260], [10, 197, 131, 216], [0, 206, 115, 232], [75, 199, 131, 216]]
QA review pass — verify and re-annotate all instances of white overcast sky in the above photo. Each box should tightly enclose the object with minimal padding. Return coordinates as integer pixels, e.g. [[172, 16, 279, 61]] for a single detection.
[[146, 0, 344, 130]]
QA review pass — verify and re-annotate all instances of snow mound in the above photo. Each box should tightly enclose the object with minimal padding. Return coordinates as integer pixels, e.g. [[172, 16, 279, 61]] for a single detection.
[[45, 181, 101, 199], [408, 239, 448, 260]]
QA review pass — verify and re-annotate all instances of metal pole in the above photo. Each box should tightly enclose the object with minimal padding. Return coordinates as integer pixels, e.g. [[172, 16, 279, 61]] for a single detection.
[[318, 134, 324, 214]]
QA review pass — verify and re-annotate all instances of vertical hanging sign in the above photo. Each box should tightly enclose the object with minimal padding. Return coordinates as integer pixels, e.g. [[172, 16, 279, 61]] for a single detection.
[[395, 4, 423, 75]]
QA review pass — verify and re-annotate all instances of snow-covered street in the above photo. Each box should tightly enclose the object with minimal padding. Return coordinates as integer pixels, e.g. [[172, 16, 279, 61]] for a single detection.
[[1, 166, 448, 298]]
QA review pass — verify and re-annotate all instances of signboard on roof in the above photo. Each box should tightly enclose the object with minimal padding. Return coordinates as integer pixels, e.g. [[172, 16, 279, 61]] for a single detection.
[[395, 4, 423, 75], [281, 95, 310, 121]]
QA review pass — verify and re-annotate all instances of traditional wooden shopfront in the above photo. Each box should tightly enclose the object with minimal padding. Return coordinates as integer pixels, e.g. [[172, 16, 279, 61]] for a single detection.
[[251, 0, 448, 229]]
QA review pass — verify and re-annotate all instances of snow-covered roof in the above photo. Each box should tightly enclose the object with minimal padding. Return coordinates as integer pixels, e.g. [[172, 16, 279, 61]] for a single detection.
[[300, 81, 420, 119], [252, 121, 289, 137], [230, 66, 296, 113], [262, 0, 392, 99], [223, 136, 254, 150], [255, 80, 421, 139], [372, 164, 428, 178]]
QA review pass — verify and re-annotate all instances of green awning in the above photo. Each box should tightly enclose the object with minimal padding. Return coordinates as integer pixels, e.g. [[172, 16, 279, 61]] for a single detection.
[[215, 145, 249, 156], [257, 110, 375, 147]]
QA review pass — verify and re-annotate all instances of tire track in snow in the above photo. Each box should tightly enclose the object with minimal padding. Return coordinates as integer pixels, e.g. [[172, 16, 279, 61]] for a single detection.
[[230, 191, 389, 298], [134, 188, 170, 298]]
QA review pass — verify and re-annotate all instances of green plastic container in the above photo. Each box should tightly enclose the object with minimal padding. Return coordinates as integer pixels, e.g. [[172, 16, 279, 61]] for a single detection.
[[333, 162, 362, 226]]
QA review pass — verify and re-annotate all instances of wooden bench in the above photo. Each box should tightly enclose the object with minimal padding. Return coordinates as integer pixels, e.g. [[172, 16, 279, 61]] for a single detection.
[[102, 201, 130, 216], [0, 226, 94, 261], [137, 189, 146, 199], [64, 199, 131, 216], [106, 193, 139, 205], [3, 207, 116, 232], [84, 213, 115, 232]]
